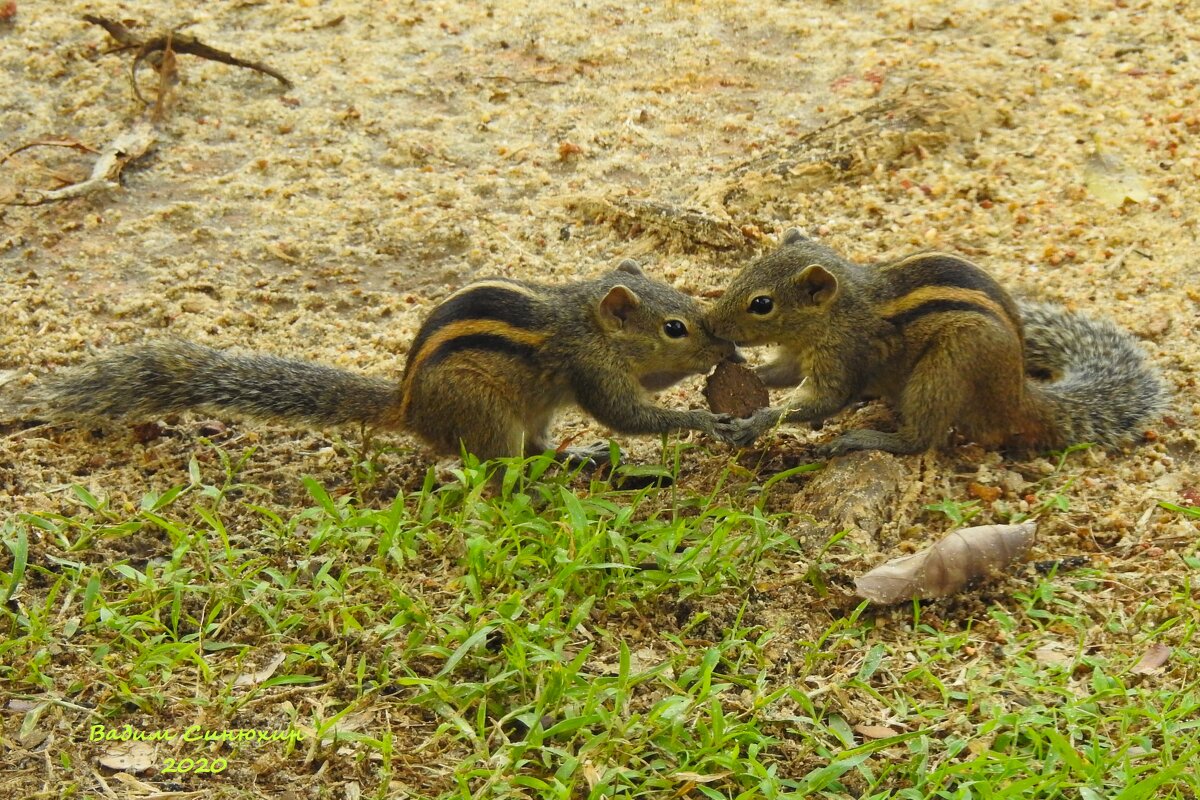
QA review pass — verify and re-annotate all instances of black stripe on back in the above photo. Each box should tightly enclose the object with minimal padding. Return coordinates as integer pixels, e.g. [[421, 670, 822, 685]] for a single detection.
[[884, 254, 1011, 310], [884, 299, 1003, 328], [420, 333, 540, 370], [409, 284, 540, 360]]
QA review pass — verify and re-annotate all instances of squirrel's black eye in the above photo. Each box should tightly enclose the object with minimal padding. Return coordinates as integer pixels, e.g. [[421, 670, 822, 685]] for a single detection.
[[663, 319, 688, 338], [749, 296, 774, 315]]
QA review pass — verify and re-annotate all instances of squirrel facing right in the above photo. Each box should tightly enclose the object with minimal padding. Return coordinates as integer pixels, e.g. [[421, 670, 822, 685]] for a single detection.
[[32, 260, 737, 462], [706, 229, 1167, 454]]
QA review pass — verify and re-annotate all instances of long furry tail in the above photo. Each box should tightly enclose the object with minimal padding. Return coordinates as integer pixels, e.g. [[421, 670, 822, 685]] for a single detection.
[[1019, 301, 1167, 448], [31, 340, 401, 429]]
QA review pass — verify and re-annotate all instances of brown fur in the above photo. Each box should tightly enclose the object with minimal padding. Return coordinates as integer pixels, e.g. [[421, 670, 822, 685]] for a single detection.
[[31, 261, 738, 461], [706, 231, 1166, 454]]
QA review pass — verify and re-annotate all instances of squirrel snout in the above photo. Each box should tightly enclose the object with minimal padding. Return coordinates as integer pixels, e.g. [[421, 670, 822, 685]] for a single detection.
[[716, 339, 743, 362]]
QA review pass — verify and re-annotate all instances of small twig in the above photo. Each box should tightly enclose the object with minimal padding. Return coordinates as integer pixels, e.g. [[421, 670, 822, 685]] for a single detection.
[[149, 30, 178, 120], [11, 692, 106, 720], [86, 764, 120, 800], [132, 31, 294, 98], [81, 13, 139, 47], [41, 168, 85, 186], [82, 13, 293, 106], [0, 139, 97, 167], [312, 14, 346, 30], [2, 422, 55, 443], [481, 74, 568, 86], [1105, 245, 1137, 275], [1105, 246, 1152, 276], [4, 122, 156, 206], [562, 192, 754, 250]]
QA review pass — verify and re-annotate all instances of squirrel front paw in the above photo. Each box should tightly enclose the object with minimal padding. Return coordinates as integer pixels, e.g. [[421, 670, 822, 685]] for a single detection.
[[713, 408, 776, 448], [694, 411, 734, 439], [726, 417, 764, 448]]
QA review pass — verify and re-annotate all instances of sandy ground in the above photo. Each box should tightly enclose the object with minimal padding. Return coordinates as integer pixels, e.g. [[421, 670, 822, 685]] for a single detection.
[[2, 0, 1199, 795]]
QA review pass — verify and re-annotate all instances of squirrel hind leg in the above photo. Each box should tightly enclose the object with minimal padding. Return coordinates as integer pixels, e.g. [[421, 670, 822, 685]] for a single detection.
[[421, 414, 527, 462], [404, 386, 525, 462], [520, 409, 557, 458], [823, 428, 921, 456], [931, 325, 1026, 448], [522, 419, 621, 469], [852, 332, 1019, 455]]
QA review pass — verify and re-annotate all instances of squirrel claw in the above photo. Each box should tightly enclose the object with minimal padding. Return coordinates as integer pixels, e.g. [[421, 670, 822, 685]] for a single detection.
[[713, 415, 765, 448], [561, 441, 619, 469], [820, 429, 894, 457], [819, 433, 866, 458], [816, 440, 848, 458]]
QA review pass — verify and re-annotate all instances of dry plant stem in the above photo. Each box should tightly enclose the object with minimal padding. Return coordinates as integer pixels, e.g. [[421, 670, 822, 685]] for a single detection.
[[150, 32, 178, 122], [692, 84, 1001, 216], [482, 74, 568, 86], [3, 123, 156, 206], [81, 14, 293, 105], [564, 193, 754, 250], [131, 31, 294, 102], [0, 139, 97, 167]]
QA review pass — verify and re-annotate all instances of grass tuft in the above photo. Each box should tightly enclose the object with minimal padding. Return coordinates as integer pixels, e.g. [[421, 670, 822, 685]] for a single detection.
[[1, 446, 1197, 798]]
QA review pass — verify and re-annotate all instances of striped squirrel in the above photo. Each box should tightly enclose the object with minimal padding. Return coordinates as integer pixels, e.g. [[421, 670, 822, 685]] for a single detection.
[[33, 260, 739, 461], [705, 229, 1167, 455]]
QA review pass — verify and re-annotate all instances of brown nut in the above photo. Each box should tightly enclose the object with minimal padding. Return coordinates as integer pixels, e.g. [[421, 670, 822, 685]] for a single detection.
[[703, 360, 769, 418]]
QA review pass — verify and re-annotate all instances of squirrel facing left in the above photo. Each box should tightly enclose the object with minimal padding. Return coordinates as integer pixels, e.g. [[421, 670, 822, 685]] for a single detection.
[[705, 229, 1167, 455], [31, 260, 739, 461]]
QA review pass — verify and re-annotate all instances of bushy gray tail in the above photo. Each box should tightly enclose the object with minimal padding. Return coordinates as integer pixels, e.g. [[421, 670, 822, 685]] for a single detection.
[[32, 340, 400, 428], [1019, 302, 1167, 448]]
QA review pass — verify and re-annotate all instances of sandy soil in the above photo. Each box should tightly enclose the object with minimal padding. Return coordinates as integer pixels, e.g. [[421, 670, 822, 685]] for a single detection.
[[2, 0, 1198, 795]]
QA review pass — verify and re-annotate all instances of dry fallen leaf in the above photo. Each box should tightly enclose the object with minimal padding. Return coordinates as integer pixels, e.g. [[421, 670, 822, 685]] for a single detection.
[[673, 771, 732, 783], [582, 760, 602, 791], [1084, 143, 1149, 207], [1131, 642, 1172, 675], [854, 522, 1037, 604], [232, 652, 286, 688], [98, 741, 157, 773], [110, 772, 165, 793], [968, 482, 1002, 503], [4, 122, 157, 206], [854, 724, 900, 739], [17, 702, 48, 748], [1034, 642, 1074, 667], [7, 697, 39, 713]]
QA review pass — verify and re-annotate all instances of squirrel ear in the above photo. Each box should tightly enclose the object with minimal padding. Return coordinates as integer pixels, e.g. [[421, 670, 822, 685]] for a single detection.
[[616, 258, 645, 276], [598, 285, 642, 330], [781, 227, 808, 246], [793, 264, 839, 306]]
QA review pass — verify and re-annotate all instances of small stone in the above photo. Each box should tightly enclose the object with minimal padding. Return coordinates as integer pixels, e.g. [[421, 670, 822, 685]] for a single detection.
[[196, 419, 228, 437], [968, 482, 1003, 503], [129, 421, 166, 444]]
